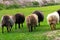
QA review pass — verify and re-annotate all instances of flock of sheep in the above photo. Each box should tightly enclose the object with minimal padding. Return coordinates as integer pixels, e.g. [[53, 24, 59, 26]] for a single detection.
[[1, 9, 60, 33]]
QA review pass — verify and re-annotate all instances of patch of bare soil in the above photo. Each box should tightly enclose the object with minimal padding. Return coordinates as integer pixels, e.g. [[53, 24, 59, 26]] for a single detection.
[[44, 30, 60, 40]]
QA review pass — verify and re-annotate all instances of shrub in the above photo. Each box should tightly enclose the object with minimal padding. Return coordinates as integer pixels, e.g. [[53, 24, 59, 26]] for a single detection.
[[32, 1, 39, 7], [44, 3, 60, 6], [0, 4, 6, 10], [6, 4, 21, 9], [25, 2, 33, 7], [0, 3, 22, 10]]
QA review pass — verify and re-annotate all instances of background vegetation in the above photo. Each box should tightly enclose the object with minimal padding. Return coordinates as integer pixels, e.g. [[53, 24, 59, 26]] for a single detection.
[[0, 1, 60, 10]]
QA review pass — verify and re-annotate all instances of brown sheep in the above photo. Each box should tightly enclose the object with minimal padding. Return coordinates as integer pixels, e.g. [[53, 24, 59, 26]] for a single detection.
[[26, 14, 38, 32]]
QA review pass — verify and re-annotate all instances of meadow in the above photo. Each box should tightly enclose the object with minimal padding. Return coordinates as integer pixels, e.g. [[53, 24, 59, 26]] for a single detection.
[[0, 5, 60, 40]]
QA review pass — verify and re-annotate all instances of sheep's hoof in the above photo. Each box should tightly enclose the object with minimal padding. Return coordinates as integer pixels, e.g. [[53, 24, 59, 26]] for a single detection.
[[36, 25, 38, 27]]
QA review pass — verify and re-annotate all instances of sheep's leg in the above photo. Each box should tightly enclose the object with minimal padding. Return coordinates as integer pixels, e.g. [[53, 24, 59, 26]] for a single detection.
[[7, 27, 9, 32], [28, 24, 31, 32], [50, 24, 55, 30], [7, 27, 8, 32], [2, 26, 4, 33], [21, 23, 23, 28], [10, 25, 12, 31], [54, 25, 56, 30], [53, 25, 56, 30], [39, 22, 40, 26], [34, 26, 36, 30], [7, 27, 10, 32], [18, 24, 20, 29], [15, 23, 17, 29], [31, 26, 33, 32], [50, 25, 53, 30], [28, 26, 31, 32]]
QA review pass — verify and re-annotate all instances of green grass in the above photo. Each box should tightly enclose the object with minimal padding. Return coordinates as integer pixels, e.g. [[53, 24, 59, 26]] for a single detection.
[[0, 5, 60, 40]]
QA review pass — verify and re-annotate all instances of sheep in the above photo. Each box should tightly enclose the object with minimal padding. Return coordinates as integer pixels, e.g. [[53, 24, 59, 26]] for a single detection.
[[33, 11, 44, 26], [26, 14, 38, 32], [14, 13, 25, 29], [47, 12, 59, 30], [1, 15, 15, 33]]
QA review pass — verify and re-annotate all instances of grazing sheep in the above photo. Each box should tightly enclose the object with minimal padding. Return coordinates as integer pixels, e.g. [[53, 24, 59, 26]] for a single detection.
[[33, 11, 44, 26], [15, 13, 25, 29], [47, 12, 59, 30], [1, 15, 15, 33], [26, 14, 38, 32]]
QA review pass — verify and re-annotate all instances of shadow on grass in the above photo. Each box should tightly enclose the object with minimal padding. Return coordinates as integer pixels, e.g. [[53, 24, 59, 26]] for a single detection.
[[32, 25, 51, 33]]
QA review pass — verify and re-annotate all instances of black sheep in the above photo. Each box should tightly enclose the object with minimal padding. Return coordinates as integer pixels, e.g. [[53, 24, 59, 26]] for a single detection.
[[15, 13, 25, 29], [57, 9, 60, 21], [57, 9, 60, 16], [33, 11, 44, 26]]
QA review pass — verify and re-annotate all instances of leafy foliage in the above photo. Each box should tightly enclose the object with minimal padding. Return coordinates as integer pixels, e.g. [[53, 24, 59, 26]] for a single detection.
[[32, 1, 39, 7]]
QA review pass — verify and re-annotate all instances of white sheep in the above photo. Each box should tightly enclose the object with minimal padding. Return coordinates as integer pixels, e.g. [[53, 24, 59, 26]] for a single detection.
[[47, 11, 59, 30]]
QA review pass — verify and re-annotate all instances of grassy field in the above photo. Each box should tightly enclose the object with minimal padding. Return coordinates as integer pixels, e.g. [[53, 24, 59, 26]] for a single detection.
[[0, 5, 60, 40]]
